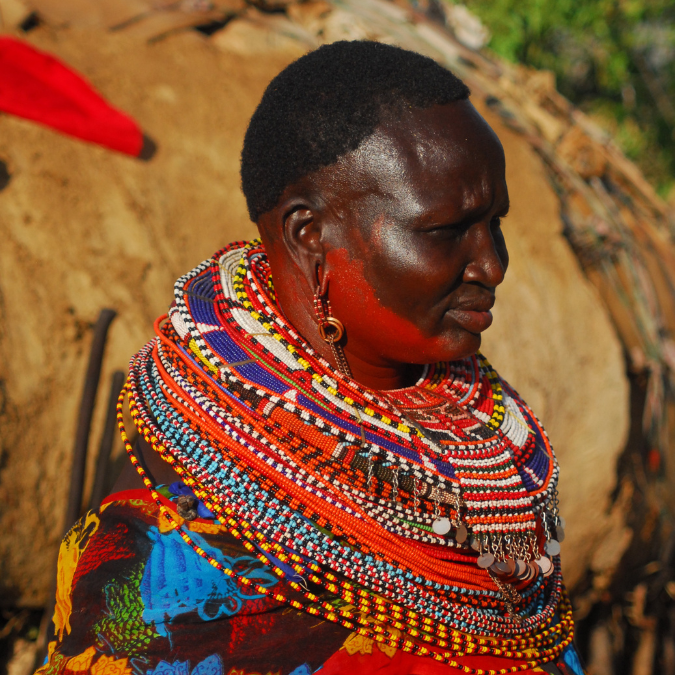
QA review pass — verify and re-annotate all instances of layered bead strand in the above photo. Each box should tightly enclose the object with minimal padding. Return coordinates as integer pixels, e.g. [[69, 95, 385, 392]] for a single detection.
[[119, 240, 574, 669]]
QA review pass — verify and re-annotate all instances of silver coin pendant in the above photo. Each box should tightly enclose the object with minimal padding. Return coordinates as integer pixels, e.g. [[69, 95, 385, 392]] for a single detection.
[[455, 523, 468, 543], [477, 552, 495, 569], [546, 539, 561, 556], [432, 517, 451, 535]]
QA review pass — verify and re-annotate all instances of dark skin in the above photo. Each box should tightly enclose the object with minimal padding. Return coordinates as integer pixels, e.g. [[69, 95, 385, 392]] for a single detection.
[[113, 102, 512, 577], [259, 99, 509, 390], [112, 100, 521, 591]]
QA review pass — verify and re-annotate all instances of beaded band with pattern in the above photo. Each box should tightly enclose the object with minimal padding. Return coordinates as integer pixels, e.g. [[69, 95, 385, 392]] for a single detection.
[[119, 240, 573, 670]]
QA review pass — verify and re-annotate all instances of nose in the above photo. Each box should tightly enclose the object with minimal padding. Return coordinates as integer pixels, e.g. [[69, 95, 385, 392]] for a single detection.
[[462, 220, 508, 288]]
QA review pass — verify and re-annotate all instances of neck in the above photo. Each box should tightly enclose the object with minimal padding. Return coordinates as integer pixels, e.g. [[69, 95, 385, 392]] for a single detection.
[[270, 258, 421, 391], [337, 351, 424, 390]]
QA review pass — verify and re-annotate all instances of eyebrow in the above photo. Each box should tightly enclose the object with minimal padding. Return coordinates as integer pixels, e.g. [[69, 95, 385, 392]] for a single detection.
[[456, 197, 510, 222], [414, 193, 511, 231]]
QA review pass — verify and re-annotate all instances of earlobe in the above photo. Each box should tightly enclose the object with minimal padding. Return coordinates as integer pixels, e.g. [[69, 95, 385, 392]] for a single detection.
[[317, 264, 329, 296]]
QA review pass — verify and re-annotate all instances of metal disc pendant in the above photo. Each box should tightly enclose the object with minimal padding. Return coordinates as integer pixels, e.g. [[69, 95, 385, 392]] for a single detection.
[[470, 536, 480, 551], [455, 523, 468, 543], [477, 552, 495, 569], [546, 539, 561, 556], [555, 525, 566, 542], [560, 516, 566, 528], [536, 556, 552, 575], [527, 562, 539, 580], [513, 559, 527, 578], [492, 560, 512, 574], [432, 517, 451, 535]]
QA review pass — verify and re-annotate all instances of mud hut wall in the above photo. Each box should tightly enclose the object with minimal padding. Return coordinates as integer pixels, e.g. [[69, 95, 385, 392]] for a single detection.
[[0, 27, 294, 606]]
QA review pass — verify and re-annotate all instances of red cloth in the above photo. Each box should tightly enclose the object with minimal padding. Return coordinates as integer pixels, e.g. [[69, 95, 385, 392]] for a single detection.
[[0, 37, 144, 156]]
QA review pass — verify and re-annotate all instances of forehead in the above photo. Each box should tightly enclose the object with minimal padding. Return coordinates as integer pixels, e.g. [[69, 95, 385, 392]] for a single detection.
[[328, 101, 507, 223]]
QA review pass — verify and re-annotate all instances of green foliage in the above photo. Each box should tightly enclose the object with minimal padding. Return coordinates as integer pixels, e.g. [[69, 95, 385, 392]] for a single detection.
[[454, 0, 675, 197]]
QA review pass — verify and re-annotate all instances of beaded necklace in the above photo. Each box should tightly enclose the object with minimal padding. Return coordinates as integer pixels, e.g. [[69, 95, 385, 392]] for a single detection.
[[119, 240, 573, 670]]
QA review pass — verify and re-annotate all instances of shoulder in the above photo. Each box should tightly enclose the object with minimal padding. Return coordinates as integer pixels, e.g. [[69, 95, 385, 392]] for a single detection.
[[41, 492, 273, 672], [40, 491, 347, 675]]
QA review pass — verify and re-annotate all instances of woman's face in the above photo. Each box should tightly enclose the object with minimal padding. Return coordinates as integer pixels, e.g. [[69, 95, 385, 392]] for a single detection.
[[313, 100, 510, 371]]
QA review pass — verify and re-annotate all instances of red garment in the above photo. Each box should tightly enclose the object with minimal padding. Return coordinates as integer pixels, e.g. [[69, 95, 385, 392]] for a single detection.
[[0, 37, 144, 156]]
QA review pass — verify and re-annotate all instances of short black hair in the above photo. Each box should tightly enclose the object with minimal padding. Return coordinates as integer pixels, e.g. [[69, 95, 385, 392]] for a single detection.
[[240, 40, 470, 222]]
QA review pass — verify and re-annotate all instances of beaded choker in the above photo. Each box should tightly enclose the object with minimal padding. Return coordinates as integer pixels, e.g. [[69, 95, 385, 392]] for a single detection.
[[119, 240, 573, 671]]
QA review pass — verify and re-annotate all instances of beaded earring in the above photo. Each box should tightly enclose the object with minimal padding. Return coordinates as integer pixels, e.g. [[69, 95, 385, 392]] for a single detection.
[[314, 285, 352, 377]]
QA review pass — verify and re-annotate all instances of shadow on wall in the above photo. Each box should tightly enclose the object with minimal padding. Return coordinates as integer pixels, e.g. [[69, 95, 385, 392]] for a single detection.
[[0, 159, 11, 191]]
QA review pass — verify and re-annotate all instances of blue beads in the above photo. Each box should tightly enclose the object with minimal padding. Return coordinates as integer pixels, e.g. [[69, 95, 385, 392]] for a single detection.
[[122, 243, 568, 651]]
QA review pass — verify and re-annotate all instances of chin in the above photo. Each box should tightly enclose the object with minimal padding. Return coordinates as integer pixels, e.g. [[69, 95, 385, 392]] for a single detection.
[[398, 332, 482, 365], [442, 335, 482, 363]]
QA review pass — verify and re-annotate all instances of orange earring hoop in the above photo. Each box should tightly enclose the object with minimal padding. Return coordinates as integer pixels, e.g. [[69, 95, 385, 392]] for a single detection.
[[317, 317, 344, 343]]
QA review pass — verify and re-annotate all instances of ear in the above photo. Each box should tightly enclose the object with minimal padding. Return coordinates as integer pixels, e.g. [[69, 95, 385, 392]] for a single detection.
[[279, 196, 326, 292]]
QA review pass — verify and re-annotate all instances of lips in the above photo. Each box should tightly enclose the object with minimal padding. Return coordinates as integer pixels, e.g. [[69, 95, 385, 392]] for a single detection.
[[447, 308, 493, 333], [446, 295, 495, 334]]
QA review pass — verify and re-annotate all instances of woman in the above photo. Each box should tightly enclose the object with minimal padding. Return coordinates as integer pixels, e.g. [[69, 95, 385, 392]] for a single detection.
[[39, 41, 584, 675]]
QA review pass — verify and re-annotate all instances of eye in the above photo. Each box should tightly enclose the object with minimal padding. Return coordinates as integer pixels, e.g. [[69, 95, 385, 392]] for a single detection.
[[424, 220, 472, 236], [491, 216, 504, 228]]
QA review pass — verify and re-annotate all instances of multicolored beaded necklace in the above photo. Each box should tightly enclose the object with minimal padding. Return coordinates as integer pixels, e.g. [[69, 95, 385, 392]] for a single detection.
[[118, 240, 573, 671]]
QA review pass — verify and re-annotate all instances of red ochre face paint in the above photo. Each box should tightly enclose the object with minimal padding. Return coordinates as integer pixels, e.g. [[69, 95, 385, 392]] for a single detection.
[[326, 246, 449, 364], [319, 101, 510, 373]]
